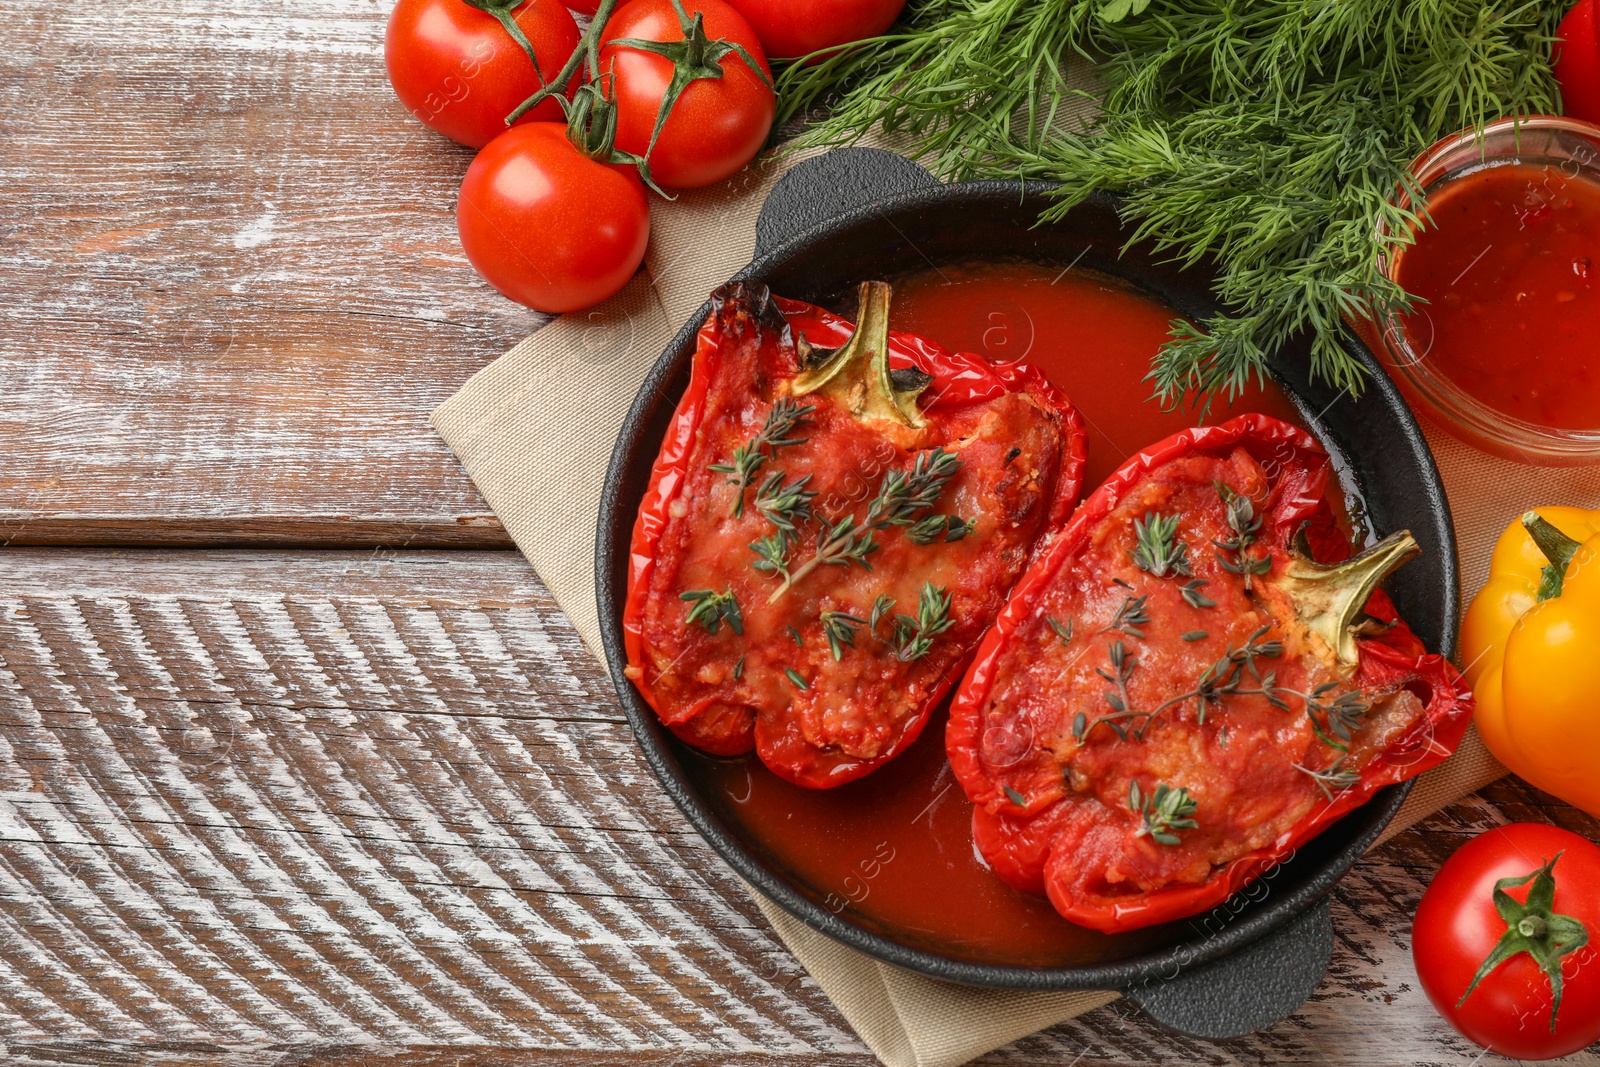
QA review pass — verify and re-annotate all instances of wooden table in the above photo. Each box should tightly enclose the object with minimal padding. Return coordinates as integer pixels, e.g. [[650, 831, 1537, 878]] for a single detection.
[[3, 2, 1597, 1064]]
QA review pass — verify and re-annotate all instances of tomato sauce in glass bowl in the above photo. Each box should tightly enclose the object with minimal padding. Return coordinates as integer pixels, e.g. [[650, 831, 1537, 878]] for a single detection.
[[1377, 116, 1600, 463]]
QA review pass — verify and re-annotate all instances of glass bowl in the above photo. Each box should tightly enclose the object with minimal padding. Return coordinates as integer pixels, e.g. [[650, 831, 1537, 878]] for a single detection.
[[1374, 115, 1600, 465]]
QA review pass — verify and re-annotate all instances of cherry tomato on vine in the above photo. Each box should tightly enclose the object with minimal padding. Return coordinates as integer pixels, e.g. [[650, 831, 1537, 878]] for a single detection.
[[386, 0, 581, 149], [723, 0, 904, 60], [457, 123, 650, 312], [567, 0, 602, 11], [599, 0, 775, 189], [1413, 823, 1600, 1060], [1556, 0, 1600, 125]]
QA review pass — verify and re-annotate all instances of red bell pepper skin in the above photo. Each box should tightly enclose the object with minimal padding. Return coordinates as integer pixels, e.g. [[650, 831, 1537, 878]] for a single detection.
[[624, 282, 1087, 788], [1556, 0, 1600, 125], [947, 414, 1473, 933]]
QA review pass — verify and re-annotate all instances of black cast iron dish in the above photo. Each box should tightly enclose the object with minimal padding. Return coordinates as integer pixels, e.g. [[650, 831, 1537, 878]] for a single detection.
[[595, 149, 1458, 1038]]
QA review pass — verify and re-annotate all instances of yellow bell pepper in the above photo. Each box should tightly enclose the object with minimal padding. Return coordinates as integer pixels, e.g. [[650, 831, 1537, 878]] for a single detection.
[[1461, 507, 1600, 818]]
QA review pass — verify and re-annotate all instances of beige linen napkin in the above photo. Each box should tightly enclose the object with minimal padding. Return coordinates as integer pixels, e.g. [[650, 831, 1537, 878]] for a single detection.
[[432, 146, 1600, 1067]]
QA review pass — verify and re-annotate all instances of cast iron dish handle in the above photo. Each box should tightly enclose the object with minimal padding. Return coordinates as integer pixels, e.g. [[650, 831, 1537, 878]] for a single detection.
[[754, 147, 1337, 1038]]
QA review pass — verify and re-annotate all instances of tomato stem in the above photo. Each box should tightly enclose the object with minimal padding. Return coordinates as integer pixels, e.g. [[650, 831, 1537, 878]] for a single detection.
[[459, 0, 549, 85], [1457, 852, 1590, 1033], [505, 0, 624, 126]]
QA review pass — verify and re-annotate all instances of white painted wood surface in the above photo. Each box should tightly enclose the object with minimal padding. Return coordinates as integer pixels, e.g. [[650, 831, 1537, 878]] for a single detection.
[[0, 549, 1595, 1065]]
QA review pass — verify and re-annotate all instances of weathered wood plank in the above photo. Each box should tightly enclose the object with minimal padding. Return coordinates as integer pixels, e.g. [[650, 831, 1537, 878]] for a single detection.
[[0, 548, 1594, 1066], [0, 0, 543, 547]]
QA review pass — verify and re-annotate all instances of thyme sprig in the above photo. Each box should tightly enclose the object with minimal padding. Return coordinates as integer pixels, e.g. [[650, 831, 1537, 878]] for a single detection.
[[753, 471, 815, 534], [1180, 578, 1216, 610], [765, 447, 959, 601], [821, 610, 866, 660], [1214, 483, 1271, 590], [750, 531, 793, 582], [1095, 593, 1150, 640], [1129, 781, 1199, 846], [680, 589, 743, 635], [1133, 511, 1191, 579], [867, 448, 963, 529], [1047, 615, 1074, 646], [769, 515, 881, 602], [893, 582, 954, 662], [709, 399, 815, 517], [1294, 757, 1361, 801], [774, 0, 1562, 407], [870, 594, 896, 633]]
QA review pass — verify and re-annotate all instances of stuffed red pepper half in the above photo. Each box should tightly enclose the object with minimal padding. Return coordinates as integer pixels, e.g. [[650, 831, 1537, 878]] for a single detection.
[[625, 281, 1087, 788], [947, 415, 1473, 932]]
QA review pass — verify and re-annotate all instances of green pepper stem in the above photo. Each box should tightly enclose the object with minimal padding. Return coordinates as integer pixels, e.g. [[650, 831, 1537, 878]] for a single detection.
[[1274, 529, 1420, 671], [1522, 511, 1583, 601]]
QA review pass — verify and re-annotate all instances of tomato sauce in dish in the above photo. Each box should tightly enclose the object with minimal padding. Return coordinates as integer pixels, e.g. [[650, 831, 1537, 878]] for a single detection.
[[679, 263, 1314, 965], [890, 262, 1303, 487], [1393, 162, 1600, 430]]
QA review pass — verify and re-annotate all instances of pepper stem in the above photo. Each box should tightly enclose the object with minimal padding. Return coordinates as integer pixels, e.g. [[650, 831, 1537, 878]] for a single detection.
[[1273, 528, 1420, 671], [1522, 511, 1584, 601], [791, 282, 928, 427]]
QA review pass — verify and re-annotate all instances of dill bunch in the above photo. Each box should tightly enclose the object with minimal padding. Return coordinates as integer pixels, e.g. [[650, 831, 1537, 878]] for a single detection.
[[776, 0, 1565, 405]]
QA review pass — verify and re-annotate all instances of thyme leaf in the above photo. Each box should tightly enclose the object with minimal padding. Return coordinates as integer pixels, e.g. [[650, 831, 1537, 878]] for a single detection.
[[1129, 780, 1199, 846], [870, 593, 896, 634], [821, 610, 866, 661], [1133, 510, 1192, 579], [1046, 615, 1074, 646], [894, 582, 954, 662], [753, 471, 816, 534], [1180, 578, 1216, 609], [680, 589, 743, 636]]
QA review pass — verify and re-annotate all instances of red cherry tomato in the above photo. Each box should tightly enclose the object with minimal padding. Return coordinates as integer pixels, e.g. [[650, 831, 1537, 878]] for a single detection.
[[1413, 823, 1600, 1060], [599, 0, 774, 189], [457, 124, 650, 312], [567, 0, 601, 11], [386, 0, 580, 149], [723, 0, 904, 59], [1556, 0, 1600, 125]]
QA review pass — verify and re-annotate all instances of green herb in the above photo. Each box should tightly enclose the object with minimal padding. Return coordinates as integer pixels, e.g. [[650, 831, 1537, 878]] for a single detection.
[[775, 0, 1561, 408], [680, 589, 743, 635], [1087, 639, 1139, 740], [733, 656, 746, 680], [753, 471, 816, 534], [1214, 482, 1271, 590], [1180, 578, 1216, 610], [1129, 781, 1198, 846], [773, 515, 878, 600], [1096, 593, 1150, 640], [1456, 853, 1589, 1033], [785, 667, 810, 691], [1182, 630, 1208, 642], [1294, 757, 1361, 800], [1046, 615, 1074, 645], [750, 530, 794, 582], [821, 610, 866, 660], [709, 398, 815, 516], [1004, 785, 1028, 807], [867, 448, 963, 529], [787, 625, 804, 646], [1133, 511, 1191, 579], [907, 513, 973, 546], [894, 582, 955, 662], [870, 593, 896, 633]]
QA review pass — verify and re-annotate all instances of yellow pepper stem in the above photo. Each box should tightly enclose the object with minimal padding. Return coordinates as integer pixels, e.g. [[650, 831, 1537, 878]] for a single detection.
[[1521, 511, 1584, 601]]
